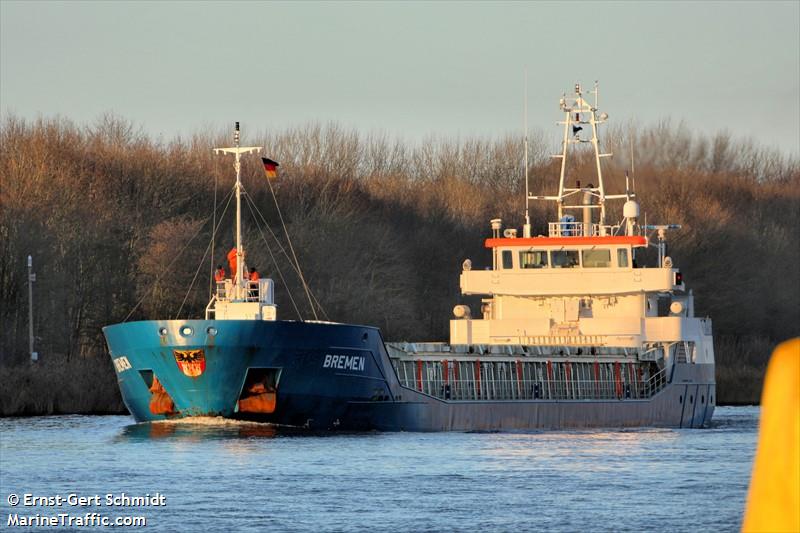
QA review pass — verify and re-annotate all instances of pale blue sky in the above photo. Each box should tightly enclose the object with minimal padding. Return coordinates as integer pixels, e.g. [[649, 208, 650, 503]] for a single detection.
[[1, 1, 798, 155]]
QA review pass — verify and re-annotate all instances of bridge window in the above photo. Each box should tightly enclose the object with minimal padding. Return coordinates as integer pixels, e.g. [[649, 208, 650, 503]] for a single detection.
[[502, 250, 513, 269], [582, 249, 611, 268], [550, 250, 579, 268], [617, 248, 629, 268], [520, 250, 548, 269]]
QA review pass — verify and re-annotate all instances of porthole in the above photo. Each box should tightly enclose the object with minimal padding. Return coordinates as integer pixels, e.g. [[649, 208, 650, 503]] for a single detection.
[[206, 326, 218, 336], [158, 327, 168, 337], [710, 395, 714, 404], [180, 326, 193, 336], [701, 395, 705, 404], [689, 395, 694, 404], [679, 395, 683, 404]]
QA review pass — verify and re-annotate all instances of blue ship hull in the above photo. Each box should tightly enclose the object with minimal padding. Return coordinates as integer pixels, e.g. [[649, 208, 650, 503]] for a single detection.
[[103, 320, 715, 430]]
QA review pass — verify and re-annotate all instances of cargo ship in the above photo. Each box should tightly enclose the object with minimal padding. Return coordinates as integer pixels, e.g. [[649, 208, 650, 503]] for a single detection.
[[104, 84, 715, 430]]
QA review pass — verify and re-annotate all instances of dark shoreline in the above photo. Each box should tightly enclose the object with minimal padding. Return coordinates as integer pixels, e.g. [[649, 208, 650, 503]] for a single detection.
[[0, 410, 129, 418], [0, 336, 770, 417]]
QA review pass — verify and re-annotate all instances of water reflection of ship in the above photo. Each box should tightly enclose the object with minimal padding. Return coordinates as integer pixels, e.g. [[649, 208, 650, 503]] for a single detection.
[[120, 419, 278, 441], [105, 85, 715, 430]]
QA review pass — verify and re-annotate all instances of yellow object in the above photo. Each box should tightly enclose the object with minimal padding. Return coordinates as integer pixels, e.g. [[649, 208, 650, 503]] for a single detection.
[[743, 338, 800, 533]]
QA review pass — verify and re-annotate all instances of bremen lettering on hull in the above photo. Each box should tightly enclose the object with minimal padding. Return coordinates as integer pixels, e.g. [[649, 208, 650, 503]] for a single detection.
[[323, 354, 366, 372]]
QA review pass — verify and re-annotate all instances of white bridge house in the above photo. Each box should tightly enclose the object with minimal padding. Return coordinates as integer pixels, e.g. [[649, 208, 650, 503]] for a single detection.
[[387, 82, 715, 410]]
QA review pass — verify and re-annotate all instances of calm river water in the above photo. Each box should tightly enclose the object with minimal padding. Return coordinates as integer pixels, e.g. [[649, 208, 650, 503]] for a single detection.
[[0, 406, 758, 532]]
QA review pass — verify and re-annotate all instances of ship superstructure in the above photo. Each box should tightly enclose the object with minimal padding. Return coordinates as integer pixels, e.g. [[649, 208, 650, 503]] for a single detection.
[[385, 83, 715, 428]]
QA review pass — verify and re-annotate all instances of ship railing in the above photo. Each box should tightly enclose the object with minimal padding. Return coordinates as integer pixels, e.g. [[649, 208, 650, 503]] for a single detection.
[[647, 366, 668, 396], [592, 223, 621, 236], [244, 280, 260, 302], [213, 280, 262, 302], [215, 280, 229, 300], [549, 221, 586, 237], [547, 221, 621, 237], [399, 366, 669, 402], [205, 295, 216, 320]]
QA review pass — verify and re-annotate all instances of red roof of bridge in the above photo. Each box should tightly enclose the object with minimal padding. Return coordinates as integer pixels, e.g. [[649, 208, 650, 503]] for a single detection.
[[484, 236, 648, 248]]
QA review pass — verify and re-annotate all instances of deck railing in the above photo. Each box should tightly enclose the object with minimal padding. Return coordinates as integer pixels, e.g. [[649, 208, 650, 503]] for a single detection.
[[549, 221, 585, 237], [547, 221, 621, 237], [214, 280, 262, 302], [393, 359, 668, 402]]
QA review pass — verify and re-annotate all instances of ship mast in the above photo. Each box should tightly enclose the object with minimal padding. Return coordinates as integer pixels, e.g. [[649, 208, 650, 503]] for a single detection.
[[214, 122, 261, 301], [530, 82, 629, 235], [523, 69, 531, 238]]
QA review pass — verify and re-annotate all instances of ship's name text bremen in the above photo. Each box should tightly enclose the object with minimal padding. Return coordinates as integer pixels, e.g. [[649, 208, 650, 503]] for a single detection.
[[323, 354, 366, 372]]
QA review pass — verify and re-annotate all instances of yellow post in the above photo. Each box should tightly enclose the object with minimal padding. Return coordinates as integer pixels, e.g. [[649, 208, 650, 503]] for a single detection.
[[742, 338, 800, 532]]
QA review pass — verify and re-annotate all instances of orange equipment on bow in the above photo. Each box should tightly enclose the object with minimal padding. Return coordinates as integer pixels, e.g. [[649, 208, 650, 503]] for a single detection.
[[148, 376, 175, 415], [227, 247, 237, 278], [238, 381, 277, 414]]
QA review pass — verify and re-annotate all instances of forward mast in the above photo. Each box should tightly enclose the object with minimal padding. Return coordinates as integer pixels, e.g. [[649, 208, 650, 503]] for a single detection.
[[213, 122, 261, 301], [207, 123, 276, 321]]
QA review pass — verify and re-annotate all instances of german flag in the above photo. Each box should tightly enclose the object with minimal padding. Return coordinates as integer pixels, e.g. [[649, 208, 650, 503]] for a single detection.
[[261, 157, 279, 179]]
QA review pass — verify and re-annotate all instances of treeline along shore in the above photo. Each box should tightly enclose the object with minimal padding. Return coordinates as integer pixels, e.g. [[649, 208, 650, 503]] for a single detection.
[[1, 115, 798, 415]]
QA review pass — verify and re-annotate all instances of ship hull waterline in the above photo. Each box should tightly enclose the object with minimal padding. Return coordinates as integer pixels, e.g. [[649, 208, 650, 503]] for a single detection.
[[103, 320, 715, 431]]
